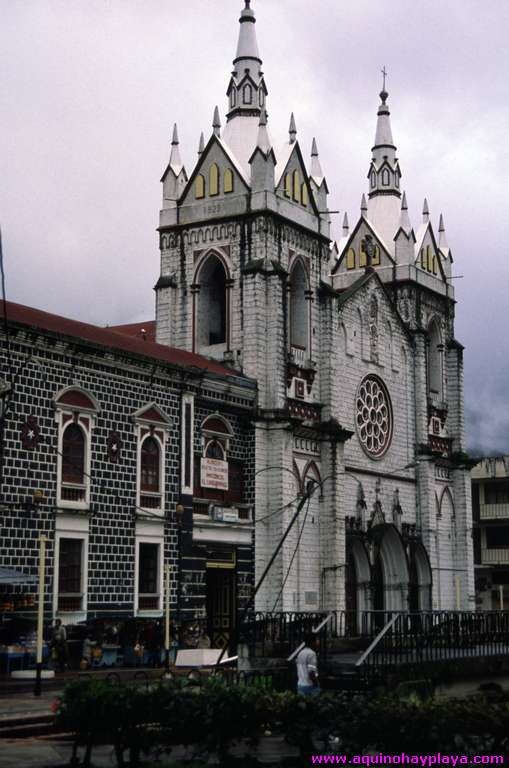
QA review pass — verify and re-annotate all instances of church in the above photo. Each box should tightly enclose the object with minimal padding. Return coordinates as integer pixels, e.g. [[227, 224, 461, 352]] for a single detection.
[[0, 0, 475, 646], [154, 0, 474, 618]]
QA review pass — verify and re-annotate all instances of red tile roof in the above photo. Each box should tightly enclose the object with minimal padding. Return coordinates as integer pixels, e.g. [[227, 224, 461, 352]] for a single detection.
[[108, 320, 156, 343], [4, 301, 236, 378]]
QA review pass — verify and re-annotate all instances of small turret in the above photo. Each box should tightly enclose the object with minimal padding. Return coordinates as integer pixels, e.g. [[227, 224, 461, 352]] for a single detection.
[[361, 194, 368, 217], [289, 113, 297, 144], [394, 191, 416, 264], [422, 198, 430, 223], [342, 212, 349, 238], [249, 107, 275, 193], [161, 123, 187, 209], [198, 132, 205, 156], [213, 106, 221, 138], [310, 138, 323, 185]]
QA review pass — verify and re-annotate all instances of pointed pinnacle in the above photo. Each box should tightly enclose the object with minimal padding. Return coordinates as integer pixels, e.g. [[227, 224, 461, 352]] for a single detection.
[[401, 191, 408, 210], [198, 132, 205, 155], [311, 138, 318, 157], [422, 198, 429, 220], [213, 106, 221, 137], [171, 123, 179, 145], [342, 212, 349, 235], [361, 194, 368, 214], [289, 112, 297, 143], [259, 107, 267, 126], [439, 213, 445, 232]]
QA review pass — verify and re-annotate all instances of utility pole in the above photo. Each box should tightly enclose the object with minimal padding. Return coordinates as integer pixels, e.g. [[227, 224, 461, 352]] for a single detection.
[[34, 535, 47, 697]]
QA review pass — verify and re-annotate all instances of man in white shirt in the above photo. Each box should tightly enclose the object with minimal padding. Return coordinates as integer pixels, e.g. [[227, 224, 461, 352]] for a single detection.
[[295, 633, 320, 696]]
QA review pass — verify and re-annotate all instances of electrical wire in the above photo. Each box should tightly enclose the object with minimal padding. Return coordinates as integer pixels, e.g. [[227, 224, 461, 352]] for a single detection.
[[255, 494, 301, 523], [271, 495, 311, 611]]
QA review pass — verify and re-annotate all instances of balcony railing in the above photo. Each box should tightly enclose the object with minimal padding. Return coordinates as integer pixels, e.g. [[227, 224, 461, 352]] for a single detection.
[[58, 593, 83, 612], [138, 594, 160, 611], [60, 484, 86, 502], [481, 548, 509, 565], [139, 492, 162, 510], [480, 503, 509, 520]]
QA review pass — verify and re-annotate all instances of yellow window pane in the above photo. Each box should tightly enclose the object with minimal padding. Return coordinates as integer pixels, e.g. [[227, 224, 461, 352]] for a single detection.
[[420, 249, 426, 269], [346, 248, 356, 270], [359, 241, 366, 267], [210, 164, 219, 196], [284, 174, 291, 198], [195, 174, 205, 199], [293, 170, 301, 202], [426, 245, 431, 272], [224, 169, 233, 194], [372, 245, 381, 266], [301, 182, 308, 206], [432, 254, 438, 275]]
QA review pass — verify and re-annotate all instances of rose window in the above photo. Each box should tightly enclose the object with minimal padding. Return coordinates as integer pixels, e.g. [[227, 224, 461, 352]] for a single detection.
[[356, 375, 392, 458]]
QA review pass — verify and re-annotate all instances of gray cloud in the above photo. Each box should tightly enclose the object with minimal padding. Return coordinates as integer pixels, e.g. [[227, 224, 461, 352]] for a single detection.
[[1, 0, 507, 453]]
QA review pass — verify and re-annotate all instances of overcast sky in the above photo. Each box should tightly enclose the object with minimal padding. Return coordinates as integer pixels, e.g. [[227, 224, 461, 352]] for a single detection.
[[1, 0, 508, 456]]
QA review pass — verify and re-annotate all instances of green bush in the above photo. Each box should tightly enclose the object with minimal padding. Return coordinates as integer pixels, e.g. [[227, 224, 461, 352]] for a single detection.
[[55, 678, 509, 766]]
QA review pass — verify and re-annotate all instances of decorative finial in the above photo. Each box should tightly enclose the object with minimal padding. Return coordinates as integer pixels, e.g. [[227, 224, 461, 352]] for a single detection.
[[289, 113, 297, 143], [401, 191, 408, 210], [198, 132, 205, 155], [311, 137, 319, 157], [361, 193, 368, 215], [439, 213, 445, 232], [342, 212, 349, 236], [171, 123, 179, 145], [213, 106, 221, 137], [245, 0, 251, 7], [422, 197, 429, 222], [380, 65, 388, 104]]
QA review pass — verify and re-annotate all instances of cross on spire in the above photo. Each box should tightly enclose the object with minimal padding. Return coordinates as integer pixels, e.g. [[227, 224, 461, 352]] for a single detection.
[[245, 0, 251, 7], [381, 65, 387, 92]]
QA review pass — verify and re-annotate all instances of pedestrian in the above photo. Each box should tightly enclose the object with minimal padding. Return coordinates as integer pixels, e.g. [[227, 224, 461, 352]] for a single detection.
[[50, 619, 68, 672], [295, 633, 320, 696]]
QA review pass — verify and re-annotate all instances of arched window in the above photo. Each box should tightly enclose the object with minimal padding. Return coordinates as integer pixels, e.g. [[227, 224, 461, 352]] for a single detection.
[[289, 259, 309, 351], [195, 174, 205, 199], [196, 254, 228, 350], [428, 318, 443, 400], [230, 89, 236, 109], [141, 436, 160, 492], [259, 90, 264, 107], [359, 239, 367, 268], [209, 163, 219, 196], [284, 173, 292, 198], [382, 168, 390, 186], [242, 84, 252, 104], [370, 171, 376, 189], [205, 439, 225, 460], [301, 182, 308, 206], [292, 170, 301, 203], [395, 172, 400, 188], [62, 424, 85, 484], [371, 244, 381, 266], [346, 248, 356, 270], [224, 168, 234, 194]]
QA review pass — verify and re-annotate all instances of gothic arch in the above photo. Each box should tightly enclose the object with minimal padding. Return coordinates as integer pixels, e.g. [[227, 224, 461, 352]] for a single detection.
[[408, 542, 432, 611], [345, 537, 371, 633], [288, 257, 310, 353], [371, 524, 410, 612], [303, 460, 321, 494], [427, 316, 443, 400], [194, 251, 231, 353]]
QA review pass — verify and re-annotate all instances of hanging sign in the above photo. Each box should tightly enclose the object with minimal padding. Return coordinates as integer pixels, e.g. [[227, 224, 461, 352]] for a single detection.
[[201, 457, 229, 490]]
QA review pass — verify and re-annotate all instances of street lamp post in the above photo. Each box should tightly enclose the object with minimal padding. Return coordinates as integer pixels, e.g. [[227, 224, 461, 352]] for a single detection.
[[34, 534, 47, 697], [164, 562, 171, 675]]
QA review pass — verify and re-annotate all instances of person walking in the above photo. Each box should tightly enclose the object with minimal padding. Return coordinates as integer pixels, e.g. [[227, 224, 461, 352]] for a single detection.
[[50, 619, 68, 672], [295, 633, 320, 696]]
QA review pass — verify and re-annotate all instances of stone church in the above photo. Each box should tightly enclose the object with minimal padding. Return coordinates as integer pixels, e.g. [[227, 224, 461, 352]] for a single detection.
[[154, 0, 475, 617]]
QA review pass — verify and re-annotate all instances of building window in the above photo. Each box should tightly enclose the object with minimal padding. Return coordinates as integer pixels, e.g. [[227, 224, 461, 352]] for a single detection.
[[242, 83, 252, 104], [289, 259, 309, 352], [370, 171, 376, 189], [224, 168, 234, 194], [54, 386, 99, 511], [230, 89, 236, 108], [209, 163, 219, 196], [259, 89, 264, 107], [205, 439, 226, 460], [485, 482, 509, 505], [420, 248, 426, 269], [138, 542, 161, 611], [371, 244, 381, 266], [195, 174, 205, 199], [359, 239, 367, 268], [301, 182, 308, 206], [427, 318, 443, 400], [284, 173, 292, 198], [132, 403, 171, 517], [292, 169, 301, 203], [382, 168, 390, 186], [195, 253, 229, 351], [181, 393, 194, 496], [486, 526, 509, 548], [57, 537, 84, 612], [346, 248, 356, 270]]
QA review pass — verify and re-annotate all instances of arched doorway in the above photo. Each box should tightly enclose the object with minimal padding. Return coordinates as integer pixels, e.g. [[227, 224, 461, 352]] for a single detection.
[[369, 524, 409, 615], [408, 542, 432, 611], [195, 253, 228, 354], [345, 538, 371, 635]]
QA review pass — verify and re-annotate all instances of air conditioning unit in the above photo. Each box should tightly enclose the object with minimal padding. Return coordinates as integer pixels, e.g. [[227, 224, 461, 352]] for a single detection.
[[210, 506, 239, 523]]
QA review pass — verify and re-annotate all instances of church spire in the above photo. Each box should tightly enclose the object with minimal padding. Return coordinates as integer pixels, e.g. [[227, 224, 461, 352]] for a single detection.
[[438, 214, 449, 250], [213, 106, 221, 138], [368, 78, 401, 199], [342, 212, 349, 237], [198, 131, 205, 156], [310, 138, 323, 184], [289, 113, 297, 144], [225, 0, 267, 122], [169, 123, 183, 175]]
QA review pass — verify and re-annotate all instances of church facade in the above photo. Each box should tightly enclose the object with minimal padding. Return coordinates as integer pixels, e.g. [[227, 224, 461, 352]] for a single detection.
[[154, 0, 475, 617]]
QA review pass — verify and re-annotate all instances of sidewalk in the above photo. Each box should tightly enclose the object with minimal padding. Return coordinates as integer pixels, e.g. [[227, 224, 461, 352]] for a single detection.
[[0, 738, 123, 768]]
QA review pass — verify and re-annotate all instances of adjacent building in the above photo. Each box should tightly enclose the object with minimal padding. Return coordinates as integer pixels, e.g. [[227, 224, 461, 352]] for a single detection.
[[472, 457, 509, 610]]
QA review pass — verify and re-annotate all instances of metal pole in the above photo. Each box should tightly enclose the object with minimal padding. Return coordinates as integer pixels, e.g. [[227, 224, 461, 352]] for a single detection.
[[164, 562, 171, 673], [34, 535, 47, 697], [455, 575, 461, 611], [500, 584, 504, 611]]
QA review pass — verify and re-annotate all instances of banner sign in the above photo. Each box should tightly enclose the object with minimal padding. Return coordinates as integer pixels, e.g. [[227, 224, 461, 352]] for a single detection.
[[201, 457, 229, 490]]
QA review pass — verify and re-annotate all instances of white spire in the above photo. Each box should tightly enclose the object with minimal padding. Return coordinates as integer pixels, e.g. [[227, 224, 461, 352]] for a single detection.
[[310, 137, 323, 184], [169, 123, 183, 175], [439, 214, 449, 250], [374, 88, 395, 148], [398, 191, 412, 235], [361, 194, 368, 216], [289, 113, 297, 144], [213, 106, 221, 138], [235, 0, 260, 65], [422, 198, 430, 223], [342, 212, 349, 237], [198, 131, 205, 156], [255, 108, 271, 154]]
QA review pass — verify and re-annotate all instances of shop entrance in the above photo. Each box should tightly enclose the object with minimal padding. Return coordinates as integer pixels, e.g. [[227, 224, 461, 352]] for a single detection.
[[206, 567, 236, 650]]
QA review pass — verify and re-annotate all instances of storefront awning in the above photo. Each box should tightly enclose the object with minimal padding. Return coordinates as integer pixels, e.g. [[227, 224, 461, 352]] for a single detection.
[[0, 567, 37, 585]]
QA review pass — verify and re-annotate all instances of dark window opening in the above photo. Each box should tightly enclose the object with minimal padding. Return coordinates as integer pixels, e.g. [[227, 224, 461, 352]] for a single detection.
[[58, 537, 83, 611], [485, 482, 509, 505], [141, 437, 160, 492], [486, 526, 509, 548], [62, 424, 85, 484]]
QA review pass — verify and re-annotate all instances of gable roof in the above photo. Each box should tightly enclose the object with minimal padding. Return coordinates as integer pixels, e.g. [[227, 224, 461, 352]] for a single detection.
[[274, 140, 320, 217], [332, 214, 395, 275], [336, 269, 412, 340], [181, 134, 251, 200], [414, 222, 447, 282], [4, 301, 239, 378]]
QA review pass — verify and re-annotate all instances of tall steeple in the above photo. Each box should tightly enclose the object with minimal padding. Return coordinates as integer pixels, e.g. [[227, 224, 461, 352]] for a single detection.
[[222, 1, 269, 179]]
